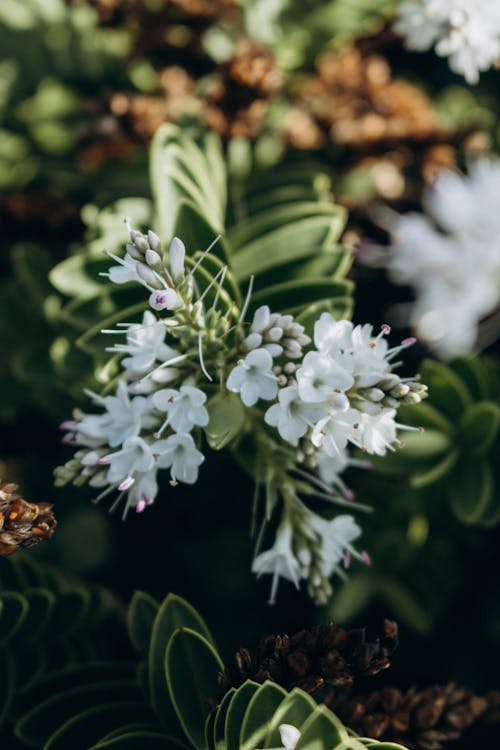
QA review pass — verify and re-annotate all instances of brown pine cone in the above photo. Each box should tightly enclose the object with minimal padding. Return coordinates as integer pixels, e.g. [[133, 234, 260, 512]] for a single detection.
[[203, 39, 284, 140], [0, 483, 57, 557], [329, 684, 500, 750], [219, 619, 398, 695]]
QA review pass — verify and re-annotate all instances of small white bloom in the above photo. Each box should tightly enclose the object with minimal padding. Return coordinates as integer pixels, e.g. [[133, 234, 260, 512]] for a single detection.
[[77, 381, 155, 448], [152, 385, 209, 434], [127, 469, 159, 514], [296, 351, 354, 404], [394, 0, 500, 84], [101, 436, 156, 487], [226, 348, 278, 407], [382, 158, 500, 358], [154, 433, 204, 484], [103, 252, 140, 284], [313, 314, 354, 357], [106, 311, 177, 375], [278, 725, 301, 750], [309, 513, 364, 578], [149, 288, 183, 311], [311, 409, 361, 456], [264, 385, 326, 443], [252, 522, 303, 603], [169, 237, 186, 282], [358, 409, 398, 455]]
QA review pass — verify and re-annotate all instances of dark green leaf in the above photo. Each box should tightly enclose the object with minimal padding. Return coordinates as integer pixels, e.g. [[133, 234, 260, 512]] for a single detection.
[[449, 457, 494, 524], [264, 688, 317, 747], [421, 359, 471, 419], [460, 401, 500, 455], [239, 681, 288, 750], [91, 732, 186, 749], [128, 591, 159, 654], [149, 594, 215, 729], [0, 648, 13, 726], [213, 688, 235, 750], [294, 705, 347, 750], [165, 628, 224, 750], [224, 681, 260, 750], [0, 592, 29, 643]]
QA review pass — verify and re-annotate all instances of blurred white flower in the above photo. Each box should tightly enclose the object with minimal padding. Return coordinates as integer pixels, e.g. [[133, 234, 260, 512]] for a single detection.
[[152, 385, 209, 434], [100, 435, 156, 488], [102, 252, 140, 284], [296, 351, 353, 404], [309, 514, 366, 577], [383, 158, 500, 358], [155, 433, 205, 484], [394, 0, 500, 84], [227, 348, 278, 406], [252, 521, 303, 603], [169, 237, 186, 282], [277, 725, 301, 750]]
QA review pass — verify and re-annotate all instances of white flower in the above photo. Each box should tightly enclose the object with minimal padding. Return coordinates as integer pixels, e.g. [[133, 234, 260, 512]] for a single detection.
[[311, 410, 361, 456], [277, 726, 301, 750], [226, 348, 278, 407], [296, 351, 353, 404], [252, 522, 303, 603], [265, 385, 326, 443], [149, 288, 183, 312], [152, 385, 209, 434], [313, 315, 354, 357], [100, 436, 156, 488], [169, 237, 185, 282], [309, 513, 364, 578], [358, 410, 398, 455], [102, 252, 140, 284], [155, 433, 205, 484], [76, 381, 155, 448], [127, 469, 159, 514], [394, 0, 500, 84], [383, 158, 500, 358], [106, 311, 177, 375]]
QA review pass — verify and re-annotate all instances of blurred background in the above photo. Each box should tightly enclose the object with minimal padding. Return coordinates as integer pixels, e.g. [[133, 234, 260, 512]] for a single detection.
[[1, 3, 499, 744]]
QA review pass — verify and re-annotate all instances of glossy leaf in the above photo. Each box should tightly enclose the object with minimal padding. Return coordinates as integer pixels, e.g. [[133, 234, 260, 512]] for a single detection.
[[224, 681, 260, 750], [294, 705, 348, 750], [264, 688, 318, 747], [165, 628, 224, 750], [239, 681, 288, 750], [148, 594, 214, 729]]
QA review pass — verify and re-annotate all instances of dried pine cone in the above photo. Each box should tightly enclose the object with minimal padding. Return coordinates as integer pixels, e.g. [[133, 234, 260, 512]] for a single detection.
[[219, 619, 398, 695], [0, 483, 57, 556], [329, 684, 500, 750], [203, 39, 284, 140]]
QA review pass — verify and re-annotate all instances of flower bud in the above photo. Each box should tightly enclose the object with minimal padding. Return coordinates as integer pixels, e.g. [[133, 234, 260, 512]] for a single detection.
[[145, 248, 163, 268], [169, 237, 185, 282], [244, 332, 263, 350], [251, 306, 271, 333], [149, 288, 183, 311], [136, 262, 164, 289], [147, 230, 161, 252], [125, 242, 144, 261]]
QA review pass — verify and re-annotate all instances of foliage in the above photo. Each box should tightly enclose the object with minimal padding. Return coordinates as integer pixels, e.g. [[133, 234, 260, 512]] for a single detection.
[[6, 587, 407, 749]]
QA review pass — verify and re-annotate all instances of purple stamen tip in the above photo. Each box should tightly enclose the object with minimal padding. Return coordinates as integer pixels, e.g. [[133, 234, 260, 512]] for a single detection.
[[97, 456, 112, 465], [361, 551, 372, 566], [381, 324, 391, 334], [136, 498, 147, 513], [363, 460, 374, 470], [118, 477, 135, 491], [346, 489, 355, 501], [402, 337, 417, 348], [344, 550, 352, 569]]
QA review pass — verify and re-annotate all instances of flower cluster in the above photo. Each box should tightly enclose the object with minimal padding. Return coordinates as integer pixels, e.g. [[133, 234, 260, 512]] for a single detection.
[[394, 0, 500, 84], [56, 223, 427, 601], [374, 157, 500, 358]]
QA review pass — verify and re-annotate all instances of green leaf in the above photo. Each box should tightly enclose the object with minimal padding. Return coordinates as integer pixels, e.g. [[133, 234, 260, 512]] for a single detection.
[[421, 359, 471, 419], [205, 393, 246, 450], [377, 579, 431, 635], [231, 216, 342, 282], [165, 628, 224, 750], [397, 402, 455, 435], [460, 401, 500, 455], [264, 688, 317, 747], [328, 573, 376, 624], [249, 279, 352, 316], [205, 709, 217, 750], [398, 429, 451, 461], [149, 594, 215, 729], [239, 681, 288, 750], [449, 457, 494, 524], [49, 587, 91, 636], [15, 680, 142, 746], [44, 702, 154, 750], [15, 587, 55, 641], [0, 592, 29, 642], [213, 688, 235, 750], [97, 723, 162, 742], [128, 591, 159, 654], [409, 449, 459, 489], [294, 705, 348, 750], [224, 681, 260, 750]]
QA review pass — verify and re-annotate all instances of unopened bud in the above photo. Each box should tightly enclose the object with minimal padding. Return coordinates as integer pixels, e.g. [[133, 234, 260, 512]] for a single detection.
[[145, 248, 162, 268], [147, 230, 161, 252], [136, 262, 164, 289]]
